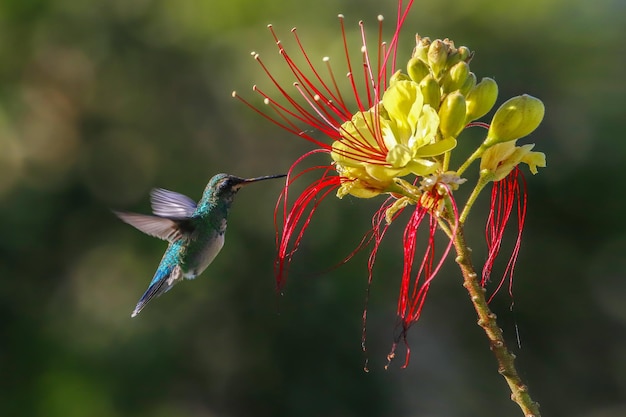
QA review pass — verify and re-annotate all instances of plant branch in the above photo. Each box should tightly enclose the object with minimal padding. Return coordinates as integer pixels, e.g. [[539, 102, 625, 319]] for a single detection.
[[449, 221, 541, 417]]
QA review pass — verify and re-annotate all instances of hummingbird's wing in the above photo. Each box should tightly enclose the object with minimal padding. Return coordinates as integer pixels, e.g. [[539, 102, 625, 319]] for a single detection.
[[114, 211, 187, 242], [132, 245, 185, 317], [150, 188, 197, 218]]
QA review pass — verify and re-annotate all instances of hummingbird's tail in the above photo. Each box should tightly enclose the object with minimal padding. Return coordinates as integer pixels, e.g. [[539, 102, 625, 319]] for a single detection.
[[131, 263, 182, 317]]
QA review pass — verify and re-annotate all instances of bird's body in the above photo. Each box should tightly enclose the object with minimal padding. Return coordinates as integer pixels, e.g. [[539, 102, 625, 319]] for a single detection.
[[115, 173, 285, 317]]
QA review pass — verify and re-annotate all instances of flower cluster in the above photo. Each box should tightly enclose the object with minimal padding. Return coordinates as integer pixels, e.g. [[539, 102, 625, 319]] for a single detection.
[[233, 3, 545, 366]]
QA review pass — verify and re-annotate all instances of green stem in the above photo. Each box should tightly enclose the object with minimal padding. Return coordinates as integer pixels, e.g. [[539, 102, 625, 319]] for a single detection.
[[457, 144, 488, 176], [443, 150, 451, 172], [458, 171, 492, 223], [447, 221, 541, 417]]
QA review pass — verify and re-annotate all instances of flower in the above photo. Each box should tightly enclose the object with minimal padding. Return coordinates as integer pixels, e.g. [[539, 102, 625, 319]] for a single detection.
[[234, 0, 546, 367], [330, 79, 457, 197], [477, 104, 545, 299], [480, 141, 546, 182]]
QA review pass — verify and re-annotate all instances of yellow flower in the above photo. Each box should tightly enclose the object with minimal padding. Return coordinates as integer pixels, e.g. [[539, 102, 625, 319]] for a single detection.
[[480, 141, 546, 181], [330, 80, 456, 198]]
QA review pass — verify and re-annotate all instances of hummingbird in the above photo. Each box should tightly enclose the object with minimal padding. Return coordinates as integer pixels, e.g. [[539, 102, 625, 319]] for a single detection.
[[115, 173, 286, 317]]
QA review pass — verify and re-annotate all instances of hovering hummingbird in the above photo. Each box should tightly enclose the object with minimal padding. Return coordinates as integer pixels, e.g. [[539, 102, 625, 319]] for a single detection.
[[115, 173, 286, 317]]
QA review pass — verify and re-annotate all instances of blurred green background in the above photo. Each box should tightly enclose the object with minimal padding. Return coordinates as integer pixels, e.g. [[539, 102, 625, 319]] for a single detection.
[[1, 0, 625, 416]]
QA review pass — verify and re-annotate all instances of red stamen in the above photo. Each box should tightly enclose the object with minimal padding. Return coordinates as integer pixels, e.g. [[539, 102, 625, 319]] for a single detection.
[[375, 16, 384, 96], [388, 185, 459, 368], [466, 121, 490, 130], [482, 167, 527, 303], [290, 28, 351, 118], [274, 150, 341, 288], [362, 196, 399, 362], [358, 21, 375, 108], [323, 57, 347, 110], [388, 0, 415, 74]]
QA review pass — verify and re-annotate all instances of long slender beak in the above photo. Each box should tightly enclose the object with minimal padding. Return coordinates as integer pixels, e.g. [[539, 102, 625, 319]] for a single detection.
[[241, 173, 287, 184]]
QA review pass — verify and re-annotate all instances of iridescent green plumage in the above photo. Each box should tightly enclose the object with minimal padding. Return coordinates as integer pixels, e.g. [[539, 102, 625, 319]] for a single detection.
[[115, 173, 285, 317]]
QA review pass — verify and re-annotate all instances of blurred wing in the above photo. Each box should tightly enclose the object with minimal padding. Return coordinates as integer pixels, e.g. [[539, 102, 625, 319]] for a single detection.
[[150, 188, 197, 218], [114, 211, 185, 242]]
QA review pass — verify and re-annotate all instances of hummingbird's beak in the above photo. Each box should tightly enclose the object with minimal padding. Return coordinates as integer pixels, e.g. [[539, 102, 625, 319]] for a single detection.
[[241, 174, 287, 185]]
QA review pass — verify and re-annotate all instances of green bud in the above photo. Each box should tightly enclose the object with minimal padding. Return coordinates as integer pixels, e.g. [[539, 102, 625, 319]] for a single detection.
[[457, 46, 472, 62], [419, 74, 441, 110], [428, 39, 447, 77], [438, 91, 467, 138], [484, 94, 545, 146], [412, 35, 431, 62], [442, 61, 470, 93], [465, 77, 498, 122], [389, 70, 410, 85], [446, 50, 461, 69], [407, 57, 430, 83], [460, 72, 477, 96]]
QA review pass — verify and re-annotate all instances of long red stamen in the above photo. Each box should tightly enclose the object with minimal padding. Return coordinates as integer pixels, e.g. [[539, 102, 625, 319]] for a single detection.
[[290, 28, 351, 118], [253, 51, 331, 129], [361, 196, 399, 363], [482, 167, 527, 303], [388, 186, 459, 368], [388, 0, 415, 74], [274, 151, 342, 288]]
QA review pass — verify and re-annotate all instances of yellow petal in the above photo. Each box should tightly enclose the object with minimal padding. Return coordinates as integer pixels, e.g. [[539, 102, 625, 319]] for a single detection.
[[479, 141, 516, 172], [414, 136, 457, 157], [382, 80, 423, 141], [386, 144, 412, 168], [409, 105, 439, 150], [522, 150, 546, 174]]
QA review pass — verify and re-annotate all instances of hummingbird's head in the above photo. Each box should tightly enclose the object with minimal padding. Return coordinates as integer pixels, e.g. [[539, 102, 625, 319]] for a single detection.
[[203, 173, 286, 203]]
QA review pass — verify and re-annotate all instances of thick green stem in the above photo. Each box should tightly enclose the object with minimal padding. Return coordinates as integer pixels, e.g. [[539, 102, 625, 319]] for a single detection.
[[446, 218, 541, 416]]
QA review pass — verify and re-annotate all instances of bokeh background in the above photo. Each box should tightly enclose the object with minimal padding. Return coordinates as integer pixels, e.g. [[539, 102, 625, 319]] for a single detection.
[[1, 0, 625, 416]]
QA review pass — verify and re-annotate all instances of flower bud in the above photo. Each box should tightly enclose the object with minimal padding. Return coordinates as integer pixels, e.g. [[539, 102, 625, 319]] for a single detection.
[[419, 74, 441, 110], [427, 39, 447, 77], [484, 94, 545, 146], [442, 61, 470, 93], [389, 70, 410, 85], [459, 72, 477, 96], [445, 50, 461, 69], [465, 77, 498, 122], [412, 35, 431, 62], [438, 91, 467, 138], [407, 56, 430, 83], [457, 46, 472, 62]]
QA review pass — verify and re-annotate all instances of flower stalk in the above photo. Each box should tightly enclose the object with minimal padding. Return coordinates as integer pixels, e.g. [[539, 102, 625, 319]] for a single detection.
[[446, 213, 541, 417]]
